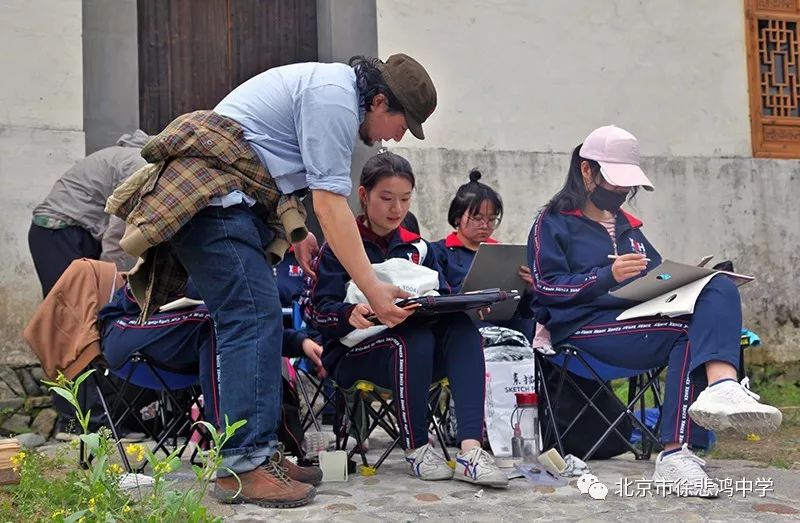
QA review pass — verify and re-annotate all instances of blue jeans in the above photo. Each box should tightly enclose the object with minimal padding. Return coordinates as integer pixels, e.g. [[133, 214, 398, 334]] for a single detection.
[[171, 204, 283, 475]]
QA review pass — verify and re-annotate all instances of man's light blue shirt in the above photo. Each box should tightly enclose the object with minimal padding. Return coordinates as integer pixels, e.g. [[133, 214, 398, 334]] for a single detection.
[[215, 62, 361, 197]]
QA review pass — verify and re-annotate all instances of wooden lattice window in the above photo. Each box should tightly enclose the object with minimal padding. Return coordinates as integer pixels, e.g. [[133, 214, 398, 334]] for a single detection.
[[745, 0, 800, 157]]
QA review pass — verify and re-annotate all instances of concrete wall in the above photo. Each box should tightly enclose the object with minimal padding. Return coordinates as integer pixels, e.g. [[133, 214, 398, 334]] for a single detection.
[[317, 0, 380, 213], [0, 0, 86, 365], [83, 0, 140, 154], [377, 0, 751, 157], [377, 0, 800, 361]]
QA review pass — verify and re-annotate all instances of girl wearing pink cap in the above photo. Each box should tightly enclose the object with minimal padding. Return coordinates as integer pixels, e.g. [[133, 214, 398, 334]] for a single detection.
[[527, 125, 782, 498]]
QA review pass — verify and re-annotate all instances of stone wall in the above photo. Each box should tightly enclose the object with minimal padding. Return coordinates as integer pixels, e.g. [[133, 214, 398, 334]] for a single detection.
[[0, 364, 57, 448]]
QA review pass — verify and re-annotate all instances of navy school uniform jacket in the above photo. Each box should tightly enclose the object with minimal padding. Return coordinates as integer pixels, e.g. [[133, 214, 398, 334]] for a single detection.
[[274, 248, 306, 308], [99, 283, 310, 358], [430, 232, 498, 292], [527, 208, 662, 344], [303, 218, 450, 371], [431, 232, 533, 319]]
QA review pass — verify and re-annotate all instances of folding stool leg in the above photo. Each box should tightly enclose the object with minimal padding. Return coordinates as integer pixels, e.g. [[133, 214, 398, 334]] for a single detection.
[[143, 363, 201, 462], [296, 370, 338, 433], [535, 353, 566, 456], [344, 393, 371, 468], [427, 386, 452, 462], [366, 392, 401, 470], [295, 369, 323, 432], [570, 352, 663, 460], [545, 349, 650, 460], [640, 370, 665, 459], [334, 389, 350, 452], [631, 375, 648, 457], [82, 371, 133, 473]]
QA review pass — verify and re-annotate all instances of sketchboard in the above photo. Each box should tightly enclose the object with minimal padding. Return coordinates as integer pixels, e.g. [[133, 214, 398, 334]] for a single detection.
[[611, 259, 754, 320], [461, 243, 528, 322]]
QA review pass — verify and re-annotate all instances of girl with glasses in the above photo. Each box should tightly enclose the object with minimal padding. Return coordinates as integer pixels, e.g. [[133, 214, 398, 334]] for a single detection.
[[431, 170, 535, 339]]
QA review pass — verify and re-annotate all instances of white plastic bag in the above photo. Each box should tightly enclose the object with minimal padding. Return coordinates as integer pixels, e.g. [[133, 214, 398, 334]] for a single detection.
[[484, 358, 536, 457], [340, 253, 439, 347]]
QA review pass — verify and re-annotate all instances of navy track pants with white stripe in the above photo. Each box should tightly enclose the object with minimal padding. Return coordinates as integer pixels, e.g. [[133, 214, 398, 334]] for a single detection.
[[565, 276, 742, 447], [334, 312, 485, 449]]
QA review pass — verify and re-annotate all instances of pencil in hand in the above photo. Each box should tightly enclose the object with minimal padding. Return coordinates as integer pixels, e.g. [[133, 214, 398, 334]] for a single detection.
[[607, 254, 651, 262]]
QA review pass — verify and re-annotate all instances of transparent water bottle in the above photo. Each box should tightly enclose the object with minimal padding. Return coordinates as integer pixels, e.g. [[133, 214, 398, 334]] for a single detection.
[[510, 392, 540, 463]]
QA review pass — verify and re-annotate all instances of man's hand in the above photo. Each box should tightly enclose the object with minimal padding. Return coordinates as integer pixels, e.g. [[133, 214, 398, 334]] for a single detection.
[[518, 265, 533, 286], [362, 280, 414, 328], [611, 253, 648, 283], [348, 303, 375, 329], [301, 337, 326, 378], [293, 232, 319, 281]]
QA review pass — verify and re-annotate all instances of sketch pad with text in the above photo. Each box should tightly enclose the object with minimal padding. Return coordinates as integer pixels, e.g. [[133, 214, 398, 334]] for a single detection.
[[461, 243, 528, 322], [611, 259, 754, 321]]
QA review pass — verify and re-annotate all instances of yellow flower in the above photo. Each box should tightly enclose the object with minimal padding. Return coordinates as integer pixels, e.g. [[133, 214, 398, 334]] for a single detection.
[[10, 451, 26, 471], [123, 505, 132, 514], [107, 463, 124, 475], [88, 497, 96, 508], [51, 509, 66, 520], [125, 443, 146, 461], [153, 461, 173, 475]]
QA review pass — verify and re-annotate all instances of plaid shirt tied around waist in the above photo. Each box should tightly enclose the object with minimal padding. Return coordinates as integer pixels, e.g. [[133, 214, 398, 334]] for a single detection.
[[106, 110, 307, 321]]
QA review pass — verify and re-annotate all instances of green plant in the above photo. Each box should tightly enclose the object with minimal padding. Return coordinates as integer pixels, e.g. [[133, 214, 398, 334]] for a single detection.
[[0, 370, 244, 522]]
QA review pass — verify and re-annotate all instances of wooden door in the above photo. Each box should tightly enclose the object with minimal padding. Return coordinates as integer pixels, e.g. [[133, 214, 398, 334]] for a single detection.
[[138, 0, 317, 134]]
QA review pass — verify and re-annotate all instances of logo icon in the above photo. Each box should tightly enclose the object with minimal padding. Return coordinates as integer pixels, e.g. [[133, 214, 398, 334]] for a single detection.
[[629, 238, 647, 256], [406, 252, 421, 264], [576, 473, 608, 500]]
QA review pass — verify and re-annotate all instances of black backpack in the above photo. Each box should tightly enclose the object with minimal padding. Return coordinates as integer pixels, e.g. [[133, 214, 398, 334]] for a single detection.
[[539, 358, 632, 459]]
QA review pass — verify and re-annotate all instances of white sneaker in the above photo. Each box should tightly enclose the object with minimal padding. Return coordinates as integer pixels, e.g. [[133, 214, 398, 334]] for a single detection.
[[405, 444, 454, 481], [454, 447, 508, 488], [653, 444, 719, 498], [688, 378, 782, 435]]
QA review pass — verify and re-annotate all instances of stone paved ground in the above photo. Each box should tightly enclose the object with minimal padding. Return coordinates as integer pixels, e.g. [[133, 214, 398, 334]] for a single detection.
[[177, 435, 800, 522], [33, 433, 799, 522]]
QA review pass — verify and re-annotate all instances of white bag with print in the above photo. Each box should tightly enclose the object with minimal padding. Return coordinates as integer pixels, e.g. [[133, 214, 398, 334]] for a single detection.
[[340, 247, 438, 347]]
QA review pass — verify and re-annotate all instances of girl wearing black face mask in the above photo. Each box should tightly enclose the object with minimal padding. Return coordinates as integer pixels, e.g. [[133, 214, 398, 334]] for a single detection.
[[526, 125, 782, 498]]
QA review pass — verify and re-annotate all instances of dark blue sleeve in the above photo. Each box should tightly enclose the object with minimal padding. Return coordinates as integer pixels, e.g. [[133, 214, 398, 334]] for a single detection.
[[423, 240, 452, 295], [527, 210, 618, 307], [282, 329, 308, 358], [275, 253, 306, 307], [303, 243, 357, 341], [516, 290, 535, 319]]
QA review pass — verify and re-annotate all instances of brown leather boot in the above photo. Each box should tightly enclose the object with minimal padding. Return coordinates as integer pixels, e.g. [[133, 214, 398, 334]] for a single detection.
[[280, 457, 323, 486], [213, 454, 316, 508]]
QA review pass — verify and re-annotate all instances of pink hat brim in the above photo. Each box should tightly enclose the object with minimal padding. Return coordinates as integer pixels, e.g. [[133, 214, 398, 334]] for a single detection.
[[598, 161, 654, 191]]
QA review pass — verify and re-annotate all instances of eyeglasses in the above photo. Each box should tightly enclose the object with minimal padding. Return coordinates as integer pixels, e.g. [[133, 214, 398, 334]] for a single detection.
[[466, 215, 501, 229]]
